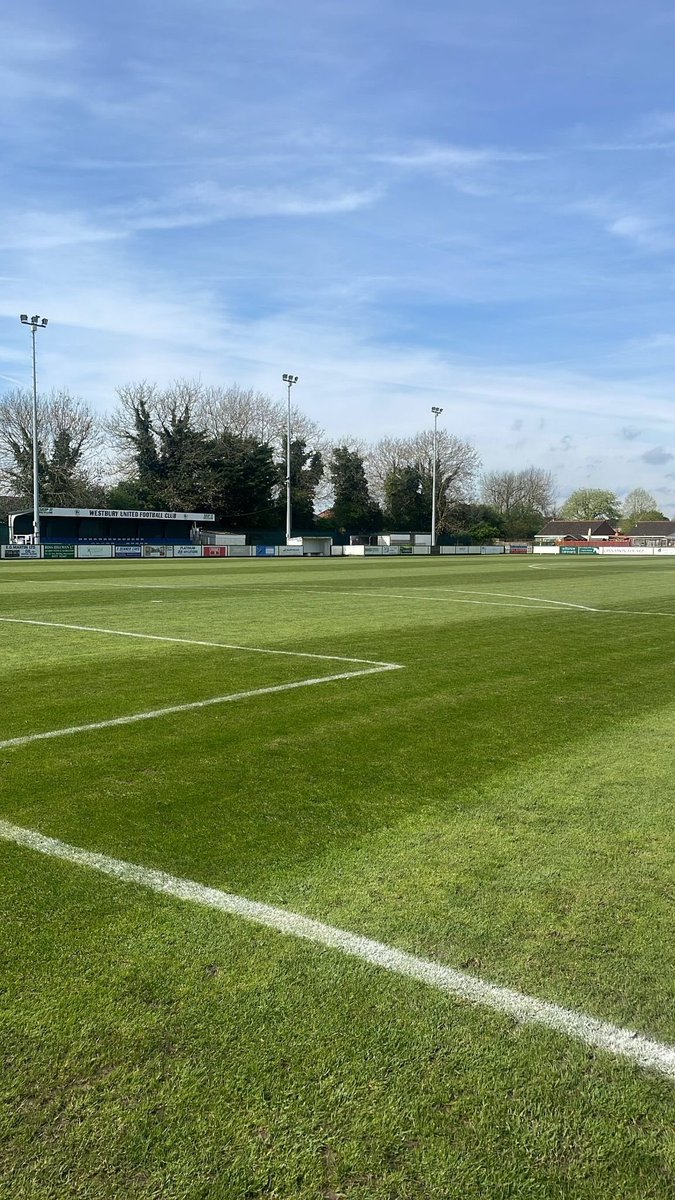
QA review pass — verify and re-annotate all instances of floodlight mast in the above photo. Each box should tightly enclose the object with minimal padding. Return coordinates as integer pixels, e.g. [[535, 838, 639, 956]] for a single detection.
[[282, 373, 298, 542], [431, 406, 443, 548], [19, 314, 49, 545]]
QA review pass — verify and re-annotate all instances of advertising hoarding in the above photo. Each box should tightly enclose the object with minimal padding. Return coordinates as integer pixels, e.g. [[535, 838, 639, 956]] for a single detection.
[[204, 546, 229, 557], [2, 545, 40, 559], [77, 545, 112, 558], [142, 545, 172, 558], [44, 545, 75, 559], [173, 545, 202, 557], [115, 546, 143, 558]]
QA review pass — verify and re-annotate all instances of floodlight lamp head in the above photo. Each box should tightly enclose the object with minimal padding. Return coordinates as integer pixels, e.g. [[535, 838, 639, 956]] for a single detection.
[[20, 314, 28, 323], [41, 318, 48, 327], [31, 315, 40, 324], [431, 405, 443, 416]]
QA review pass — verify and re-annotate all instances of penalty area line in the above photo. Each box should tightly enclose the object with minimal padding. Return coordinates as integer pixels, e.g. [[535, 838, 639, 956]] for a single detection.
[[1, 818, 674, 1082], [0, 616, 399, 669], [0, 666, 399, 751]]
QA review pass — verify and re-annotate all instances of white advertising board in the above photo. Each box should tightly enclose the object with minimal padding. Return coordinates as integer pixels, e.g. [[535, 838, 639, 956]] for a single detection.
[[173, 545, 202, 557], [77, 545, 112, 558], [277, 545, 303, 556], [598, 546, 653, 555], [142, 545, 173, 558]]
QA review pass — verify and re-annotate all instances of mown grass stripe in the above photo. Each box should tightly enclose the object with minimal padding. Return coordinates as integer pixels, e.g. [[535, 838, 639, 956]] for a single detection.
[[0, 667, 398, 750], [0, 616, 400, 667], [1, 818, 674, 1081]]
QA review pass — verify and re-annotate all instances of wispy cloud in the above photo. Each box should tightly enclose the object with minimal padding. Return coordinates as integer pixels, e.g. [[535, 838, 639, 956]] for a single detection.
[[373, 142, 538, 170], [606, 215, 675, 252]]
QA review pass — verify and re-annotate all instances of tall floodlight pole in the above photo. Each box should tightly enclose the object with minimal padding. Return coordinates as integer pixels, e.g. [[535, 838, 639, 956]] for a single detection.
[[282, 373, 298, 542], [431, 405, 443, 548], [20, 314, 48, 545]]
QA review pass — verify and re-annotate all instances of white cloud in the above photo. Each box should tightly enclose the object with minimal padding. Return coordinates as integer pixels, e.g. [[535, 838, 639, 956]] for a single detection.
[[607, 214, 675, 252], [373, 142, 538, 171]]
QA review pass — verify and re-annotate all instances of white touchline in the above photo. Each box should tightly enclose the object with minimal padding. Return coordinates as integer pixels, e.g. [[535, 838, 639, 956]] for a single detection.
[[1, 819, 674, 1081], [0, 667, 399, 751], [0, 616, 399, 669]]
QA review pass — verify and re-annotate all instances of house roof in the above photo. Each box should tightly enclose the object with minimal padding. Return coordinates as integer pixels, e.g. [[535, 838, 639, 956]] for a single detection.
[[626, 520, 675, 536], [536, 519, 618, 538]]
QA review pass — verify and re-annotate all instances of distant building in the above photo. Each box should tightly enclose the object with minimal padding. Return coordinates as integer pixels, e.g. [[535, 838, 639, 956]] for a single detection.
[[626, 520, 675, 546], [535, 519, 619, 543]]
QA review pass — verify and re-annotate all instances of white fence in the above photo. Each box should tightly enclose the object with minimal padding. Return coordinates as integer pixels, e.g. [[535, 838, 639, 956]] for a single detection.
[[533, 545, 675, 557]]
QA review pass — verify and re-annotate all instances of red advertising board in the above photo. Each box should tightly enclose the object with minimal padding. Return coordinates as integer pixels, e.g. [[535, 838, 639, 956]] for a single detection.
[[204, 546, 229, 557]]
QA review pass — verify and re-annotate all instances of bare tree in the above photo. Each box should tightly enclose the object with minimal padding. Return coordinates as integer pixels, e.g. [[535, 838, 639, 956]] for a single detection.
[[480, 467, 555, 517], [0, 388, 104, 504], [366, 429, 480, 532], [623, 487, 659, 523], [109, 380, 325, 464]]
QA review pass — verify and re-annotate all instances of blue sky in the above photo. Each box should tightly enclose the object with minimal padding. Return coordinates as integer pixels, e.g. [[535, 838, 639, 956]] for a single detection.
[[3, 0, 675, 506]]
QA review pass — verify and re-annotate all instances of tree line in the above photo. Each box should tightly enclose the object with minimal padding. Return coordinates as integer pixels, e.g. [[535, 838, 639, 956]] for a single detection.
[[0, 382, 667, 537]]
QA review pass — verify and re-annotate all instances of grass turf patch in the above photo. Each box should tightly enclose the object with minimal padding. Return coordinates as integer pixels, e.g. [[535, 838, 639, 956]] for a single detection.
[[1, 556, 675, 1197]]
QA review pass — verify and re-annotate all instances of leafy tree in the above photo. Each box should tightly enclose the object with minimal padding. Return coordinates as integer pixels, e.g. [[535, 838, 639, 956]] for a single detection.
[[0, 388, 103, 505], [444, 501, 507, 540], [621, 507, 667, 530], [329, 446, 382, 531], [634, 508, 667, 522], [107, 382, 279, 524], [620, 489, 667, 529], [623, 488, 657, 523], [104, 479, 148, 509], [211, 432, 278, 529], [559, 488, 621, 521], [280, 438, 323, 529], [382, 465, 428, 529], [469, 521, 502, 544], [369, 429, 480, 533]]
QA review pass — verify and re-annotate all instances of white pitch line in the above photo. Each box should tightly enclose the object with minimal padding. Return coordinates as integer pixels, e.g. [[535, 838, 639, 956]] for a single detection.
[[0, 616, 398, 669], [450, 588, 601, 612], [1, 818, 674, 1081], [306, 587, 675, 619], [304, 589, 573, 612], [0, 667, 398, 751]]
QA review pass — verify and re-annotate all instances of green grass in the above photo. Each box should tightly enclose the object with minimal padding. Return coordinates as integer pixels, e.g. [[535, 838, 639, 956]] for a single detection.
[[1, 555, 674, 1198]]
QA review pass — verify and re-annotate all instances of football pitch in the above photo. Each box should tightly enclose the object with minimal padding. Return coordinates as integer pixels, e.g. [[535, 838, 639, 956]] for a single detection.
[[1, 555, 674, 1199]]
